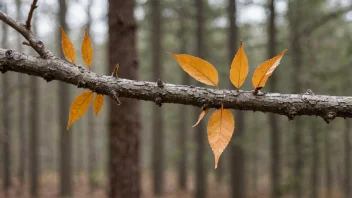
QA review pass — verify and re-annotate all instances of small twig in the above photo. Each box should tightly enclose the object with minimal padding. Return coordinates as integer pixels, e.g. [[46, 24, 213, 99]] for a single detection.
[[22, 41, 31, 46], [25, 0, 38, 30]]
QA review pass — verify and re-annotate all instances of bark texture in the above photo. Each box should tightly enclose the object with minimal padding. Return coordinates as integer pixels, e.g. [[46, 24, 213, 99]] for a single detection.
[[108, 0, 141, 197], [1, 48, 352, 120]]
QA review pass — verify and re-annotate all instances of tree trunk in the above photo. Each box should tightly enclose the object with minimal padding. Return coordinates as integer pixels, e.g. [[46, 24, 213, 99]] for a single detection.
[[1, 4, 11, 193], [267, 0, 281, 197], [289, 0, 304, 197], [15, 0, 27, 189], [228, 0, 246, 197], [86, 1, 97, 191], [178, 1, 189, 190], [58, 0, 73, 197], [310, 121, 319, 198], [195, 0, 207, 197], [150, 0, 164, 195], [108, 0, 141, 197], [344, 119, 351, 198], [324, 131, 332, 198], [29, 68, 39, 197]]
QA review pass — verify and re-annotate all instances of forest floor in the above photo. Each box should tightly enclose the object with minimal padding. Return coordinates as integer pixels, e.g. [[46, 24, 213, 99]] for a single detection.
[[0, 171, 342, 198]]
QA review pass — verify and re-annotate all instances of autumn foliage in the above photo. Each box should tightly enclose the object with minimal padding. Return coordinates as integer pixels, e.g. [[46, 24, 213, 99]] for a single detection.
[[61, 28, 106, 130], [61, 26, 286, 168], [170, 41, 286, 168]]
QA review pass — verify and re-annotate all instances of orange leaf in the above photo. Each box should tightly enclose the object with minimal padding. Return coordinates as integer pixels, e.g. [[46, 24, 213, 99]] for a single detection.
[[60, 26, 76, 64], [169, 53, 218, 86], [207, 106, 235, 169], [93, 94, 104, 116], [252, 49, 287, 89], [81, 28, 93, 69], [230, 41, 248, 89], [192, 108, 210, 127], [67, 90, 93, 130]]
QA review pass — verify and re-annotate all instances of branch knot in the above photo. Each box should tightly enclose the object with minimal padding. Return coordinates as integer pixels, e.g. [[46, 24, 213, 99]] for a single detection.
[[5, 50, 14, 58], [323, 111, 336, 124]]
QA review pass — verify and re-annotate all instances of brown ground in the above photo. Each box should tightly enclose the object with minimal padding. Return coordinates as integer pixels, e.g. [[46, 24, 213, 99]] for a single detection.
[[0, 171, 343, 198]]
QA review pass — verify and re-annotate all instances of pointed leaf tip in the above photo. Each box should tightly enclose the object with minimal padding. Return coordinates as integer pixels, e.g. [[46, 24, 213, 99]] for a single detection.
[[81, 28, 93, 69], [169, 53, 219, 86], [93, 94, 104, 116], [230, 41, 249, 89], [60, 26, 76, 64], [252, 49, 287, 89], [67, 90, 94, 130], [207, 108, 235, 169], [192, 108, 210, 127]]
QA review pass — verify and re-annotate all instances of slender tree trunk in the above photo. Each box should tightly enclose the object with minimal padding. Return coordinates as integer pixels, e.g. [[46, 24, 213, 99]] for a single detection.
[[15, 0, 26, 189], [228, 1, 246, 197], [150, 0, 164, 195], [58, 0, 72, 196], [85, 0, 97, 191], [29, 67, 39, 197], [267, 0, 281, 197], [108, 0, 141, 197], [1, 4, 11, 193], [178, 1, 188, 190], [195, 0, 207, 197], [28, 5, 40, 198], [310, 121, 319, 198], [344, 120, 351, 198], [289, 0, 303, 197], [324, 131, 332, 198]]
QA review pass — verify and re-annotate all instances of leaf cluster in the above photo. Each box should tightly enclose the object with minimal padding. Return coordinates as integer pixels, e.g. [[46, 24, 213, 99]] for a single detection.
[[170, 41, 287, 168]]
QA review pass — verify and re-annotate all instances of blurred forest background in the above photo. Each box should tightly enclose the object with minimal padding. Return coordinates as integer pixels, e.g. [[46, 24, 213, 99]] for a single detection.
[[1, 0, 352, 197]]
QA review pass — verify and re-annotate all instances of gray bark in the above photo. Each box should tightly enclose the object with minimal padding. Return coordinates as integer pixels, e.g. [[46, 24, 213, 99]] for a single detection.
[[1, 48, 352, 120]]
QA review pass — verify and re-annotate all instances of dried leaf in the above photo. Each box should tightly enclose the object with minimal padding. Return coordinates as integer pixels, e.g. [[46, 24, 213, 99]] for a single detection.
[[252, 49, 287, 89], [169, 53, 218, 86], [81, 28, 93, 69], [230, 41, 248, 89], [192, 108, 210, 127], [60, 26, 76, 64], [67, 90, 94, 130], [207, 106, 235, 169], [112, 64, 120, 77], [93, 94, 104, 116]]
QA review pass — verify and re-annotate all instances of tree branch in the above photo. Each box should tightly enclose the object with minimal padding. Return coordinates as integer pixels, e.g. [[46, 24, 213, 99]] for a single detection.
[[1, 48, 352, 123], [1, 9, 351, 124], [0, 11, 53, 58], [25, 0, 38, 30], [300, 5, 352, 36]]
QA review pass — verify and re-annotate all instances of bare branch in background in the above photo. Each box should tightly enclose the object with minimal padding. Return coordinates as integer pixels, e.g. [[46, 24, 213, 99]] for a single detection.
[[25, 0, 38, 30]]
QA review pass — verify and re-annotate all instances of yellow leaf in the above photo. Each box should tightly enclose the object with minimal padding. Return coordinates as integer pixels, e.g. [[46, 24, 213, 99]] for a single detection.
[[207, 106, 235, 169], [81, 28, 93, 69], [230, 41, 248, 89], [169, 53, 218, 86], [67, 90, 93, 130], [252, 49, 287, 89], [60, 26, 76, 64], [93, 94, 104, 117], [192, 108, 210, 127]]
